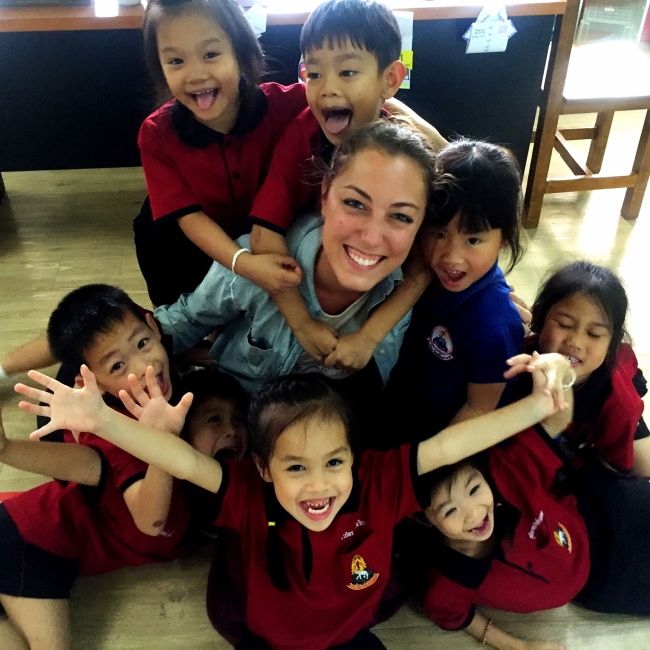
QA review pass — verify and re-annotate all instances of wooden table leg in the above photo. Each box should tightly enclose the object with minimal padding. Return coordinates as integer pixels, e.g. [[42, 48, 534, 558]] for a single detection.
[[622, 109, 650, 220]]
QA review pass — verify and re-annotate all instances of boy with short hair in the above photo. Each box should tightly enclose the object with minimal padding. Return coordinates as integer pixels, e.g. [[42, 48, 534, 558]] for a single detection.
[[248, 0, 444, 369], [0, 284, 191, 649]]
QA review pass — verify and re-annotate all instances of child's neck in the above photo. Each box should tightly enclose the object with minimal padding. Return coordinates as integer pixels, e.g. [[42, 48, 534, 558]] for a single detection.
[[445, 535, 496, 559]]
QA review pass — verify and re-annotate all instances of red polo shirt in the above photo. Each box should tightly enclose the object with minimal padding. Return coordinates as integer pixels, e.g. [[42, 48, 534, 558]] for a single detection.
[[139, 82, 307, 234], [208, 444, 420, 649], [4, 427, 191, 576], [422, 428, 590, 630]]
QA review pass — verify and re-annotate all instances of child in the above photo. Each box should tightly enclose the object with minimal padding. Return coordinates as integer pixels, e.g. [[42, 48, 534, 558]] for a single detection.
[[249, 0, 446, 365], [530, 260, 650, 476], [401, 416, 583, 650], [17, 352, 573, 648], [133, 0, 309, 306], [386, 139, 526, 439], [0, 284, 192, 649], [153, 121, 435, 399], [179, 367, 248, 461]]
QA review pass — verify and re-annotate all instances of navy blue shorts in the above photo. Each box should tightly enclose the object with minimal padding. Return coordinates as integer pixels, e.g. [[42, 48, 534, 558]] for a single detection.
[[0, 504, 79, 611]]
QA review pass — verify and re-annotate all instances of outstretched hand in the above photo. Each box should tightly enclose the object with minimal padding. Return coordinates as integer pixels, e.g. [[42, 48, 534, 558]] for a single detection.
[[15, 366, 106, 441], [504, 352, 574, 412], [119, 366, 193, 436]]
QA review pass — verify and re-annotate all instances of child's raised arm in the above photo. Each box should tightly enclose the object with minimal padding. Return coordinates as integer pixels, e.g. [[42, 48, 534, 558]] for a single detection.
[[0, 406, 101, 485], [15, 367, 223, 494], [416, 353, 573, 475]]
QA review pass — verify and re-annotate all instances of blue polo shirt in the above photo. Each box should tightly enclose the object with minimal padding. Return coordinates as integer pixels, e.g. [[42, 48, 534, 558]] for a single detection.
[[386, 263, 523, 439]]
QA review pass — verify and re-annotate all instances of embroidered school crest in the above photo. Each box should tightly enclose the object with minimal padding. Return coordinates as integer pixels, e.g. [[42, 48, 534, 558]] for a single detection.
[[427, 325, 453, 361], [346, 554, 379, 590], [553, 523, 572, 552]]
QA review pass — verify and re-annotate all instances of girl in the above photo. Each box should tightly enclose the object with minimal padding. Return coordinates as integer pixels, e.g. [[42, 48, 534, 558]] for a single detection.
[[530, 260, 650, 476], [134, 0, 308, 306], [16, 350, 572, 650], [400, 417, 583, 650], [386, 139, 526, 438], [152, 122, 435, 400]]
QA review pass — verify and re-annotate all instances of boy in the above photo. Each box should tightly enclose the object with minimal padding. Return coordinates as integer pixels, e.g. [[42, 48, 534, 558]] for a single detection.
[[246, 0, 445, 368], [0, 284, 191, 649]]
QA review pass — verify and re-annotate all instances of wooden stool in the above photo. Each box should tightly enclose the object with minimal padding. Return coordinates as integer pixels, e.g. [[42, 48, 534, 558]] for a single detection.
[[524, 36, 650, 228]]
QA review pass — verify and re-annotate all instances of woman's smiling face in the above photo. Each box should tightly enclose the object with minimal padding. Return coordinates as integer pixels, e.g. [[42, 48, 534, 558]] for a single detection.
[[318, 147, 427, 298]]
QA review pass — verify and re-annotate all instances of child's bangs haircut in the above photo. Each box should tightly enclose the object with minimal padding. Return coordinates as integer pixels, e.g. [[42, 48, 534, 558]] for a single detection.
[[143, 0, 264, 105], [323, 121, 436, 215], [531, 260, 629, 369], [47, 284, 146, 369], [248, 374, 351, 473], [430, 139, 524, 273], [181, 367, 249, 420], [300, 0, 401, 70]]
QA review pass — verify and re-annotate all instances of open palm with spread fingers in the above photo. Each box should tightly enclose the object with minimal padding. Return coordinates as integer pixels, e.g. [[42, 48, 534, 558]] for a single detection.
[[15, 366, 106, 440], [119, 366, 192, 435]]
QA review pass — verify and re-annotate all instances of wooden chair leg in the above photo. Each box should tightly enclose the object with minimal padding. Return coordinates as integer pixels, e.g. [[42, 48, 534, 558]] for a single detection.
[[586, 111, 614, 173], [622, 109, 650, 220]]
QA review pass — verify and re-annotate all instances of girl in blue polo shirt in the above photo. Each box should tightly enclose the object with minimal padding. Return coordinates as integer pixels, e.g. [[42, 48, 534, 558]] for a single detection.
[[386, 139, 525, 440]]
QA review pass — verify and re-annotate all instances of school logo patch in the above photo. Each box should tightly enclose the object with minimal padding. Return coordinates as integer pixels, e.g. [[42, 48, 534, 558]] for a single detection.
[[553, 523, 572, 552], [427, 325, 453, 361], [346, 554, 379, 591]]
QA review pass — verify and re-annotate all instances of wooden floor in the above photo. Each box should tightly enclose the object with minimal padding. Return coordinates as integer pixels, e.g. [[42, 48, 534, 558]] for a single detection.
[[1, 114, 649, 647]]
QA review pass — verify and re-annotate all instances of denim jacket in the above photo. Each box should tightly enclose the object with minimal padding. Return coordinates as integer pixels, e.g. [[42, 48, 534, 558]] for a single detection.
[[154, 214, 411, 393]]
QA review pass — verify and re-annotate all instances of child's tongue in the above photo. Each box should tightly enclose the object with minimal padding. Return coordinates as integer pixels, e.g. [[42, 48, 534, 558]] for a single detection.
[[325, 111, 351, 135], [196, 91, 215, 110]]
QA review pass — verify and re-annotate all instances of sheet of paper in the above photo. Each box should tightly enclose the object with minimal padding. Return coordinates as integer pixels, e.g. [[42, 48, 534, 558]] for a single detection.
[[462, 3, 517, 54]]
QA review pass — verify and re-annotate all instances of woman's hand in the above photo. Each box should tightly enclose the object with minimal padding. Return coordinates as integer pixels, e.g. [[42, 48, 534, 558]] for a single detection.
[[119, 366, 192, 436], [15, 366, 107, 441]]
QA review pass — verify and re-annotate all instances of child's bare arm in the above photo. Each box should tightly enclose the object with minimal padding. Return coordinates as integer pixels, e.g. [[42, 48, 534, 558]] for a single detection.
[[1, 335, 56, 377], [417, 353, 572, 475], [251, 225, 338, 361], [449, 382, 507, 424], [15, 367, 223, 494], [466, 611, 565, 650], [325, 256, 431, 370], [633, 436, 650, 477], [0, 407, 101, 485], [179, 211, 301, 294], [119, 368, 186, 536]]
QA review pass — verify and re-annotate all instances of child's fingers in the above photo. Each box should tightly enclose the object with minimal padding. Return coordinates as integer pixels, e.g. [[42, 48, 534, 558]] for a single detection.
[[15, 384, 52, 405], [176, 392, 194, 418], [79, 365, 99, 391], [127, 373, 148, 404], [17, 400, 51, 418], [28, 421, 56, 440], [119, 389, 142, 418], [145, 366, 161, 398], [26, 368, 63, 391]]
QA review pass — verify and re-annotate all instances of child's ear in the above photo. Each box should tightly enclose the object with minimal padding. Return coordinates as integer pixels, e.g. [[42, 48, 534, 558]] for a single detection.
[[380, 60, 407, 100], [145, 312, 162, 340], [254, 456, 272, 482]]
